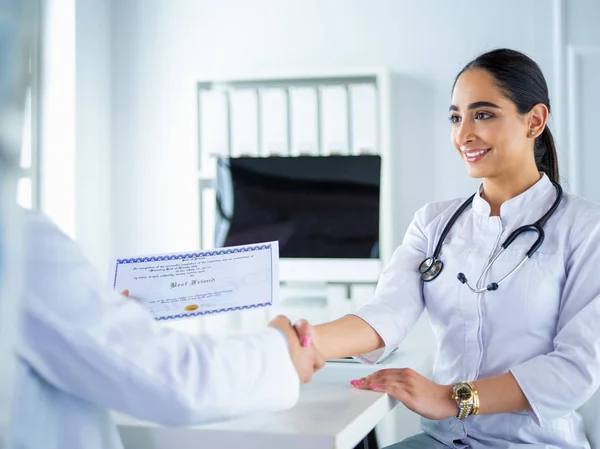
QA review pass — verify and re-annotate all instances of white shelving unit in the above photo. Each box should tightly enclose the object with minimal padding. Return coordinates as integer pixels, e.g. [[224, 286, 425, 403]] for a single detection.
[[195, 69, 394, 331]]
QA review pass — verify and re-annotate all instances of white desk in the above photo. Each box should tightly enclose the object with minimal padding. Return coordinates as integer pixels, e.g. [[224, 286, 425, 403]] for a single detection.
[[116, 350, 432, 449]]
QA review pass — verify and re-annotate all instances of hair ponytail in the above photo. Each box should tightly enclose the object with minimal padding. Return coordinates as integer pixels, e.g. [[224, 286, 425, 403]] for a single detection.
[[535, 127, 559, 184]]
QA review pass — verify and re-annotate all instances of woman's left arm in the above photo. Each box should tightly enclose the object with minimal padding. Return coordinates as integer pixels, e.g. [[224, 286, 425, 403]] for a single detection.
[[471, 373, 530, 414], [352, 368, 529, 420], [506, 215, 600, 425]]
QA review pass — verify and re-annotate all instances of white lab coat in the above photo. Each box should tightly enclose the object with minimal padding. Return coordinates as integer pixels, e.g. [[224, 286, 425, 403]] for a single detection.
[[354, 174, 600, 448], [8, 211, 300, 449]]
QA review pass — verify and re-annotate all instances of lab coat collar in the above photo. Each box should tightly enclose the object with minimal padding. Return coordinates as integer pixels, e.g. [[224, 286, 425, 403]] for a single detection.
[[472, 173, 554, 220]]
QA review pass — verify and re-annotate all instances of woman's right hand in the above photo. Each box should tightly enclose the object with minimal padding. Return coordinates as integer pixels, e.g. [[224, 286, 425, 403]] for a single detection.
[[293, 319, 320, 352], [268, 315, 325, 383]]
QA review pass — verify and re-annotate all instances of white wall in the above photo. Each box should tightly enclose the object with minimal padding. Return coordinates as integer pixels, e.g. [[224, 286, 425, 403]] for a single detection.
[[39, 0, 112, 273], [40, 0, 75, 237], [75, 0, 112, 273], [564, 0, 600, 204]]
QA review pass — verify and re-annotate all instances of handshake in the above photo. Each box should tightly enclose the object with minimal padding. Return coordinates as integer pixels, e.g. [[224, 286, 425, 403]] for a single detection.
[[122, 290, 326, 383], [268, 315, 326, 383]]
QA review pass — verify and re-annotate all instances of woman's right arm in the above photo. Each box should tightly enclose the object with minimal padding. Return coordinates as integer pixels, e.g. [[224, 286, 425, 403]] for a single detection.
[[315, 315, 384, 359], [309, 204, 434, 362]]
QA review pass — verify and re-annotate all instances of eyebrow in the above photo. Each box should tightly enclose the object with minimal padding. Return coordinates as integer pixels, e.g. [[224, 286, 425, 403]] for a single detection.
[[449, 101, 502, 112]]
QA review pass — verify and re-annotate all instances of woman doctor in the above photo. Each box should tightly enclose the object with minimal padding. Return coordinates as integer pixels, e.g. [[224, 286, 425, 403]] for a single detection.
[[295, 48, 600, 448]]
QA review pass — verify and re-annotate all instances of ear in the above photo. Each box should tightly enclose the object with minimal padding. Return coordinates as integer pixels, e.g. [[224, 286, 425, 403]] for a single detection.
[[528, 103, 549, 138]]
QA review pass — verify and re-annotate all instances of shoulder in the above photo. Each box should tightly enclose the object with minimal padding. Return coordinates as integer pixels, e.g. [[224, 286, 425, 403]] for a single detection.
[[559, 193, 600, 244], [413, 197, 468, 231], [558, 192, 600, 252], [21, 209, 78, 261], [22, 209, 64, 239], [561, 192, 600, 223]]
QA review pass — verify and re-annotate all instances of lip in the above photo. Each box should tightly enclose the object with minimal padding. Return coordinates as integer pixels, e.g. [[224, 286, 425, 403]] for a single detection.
[[461, 148, 491, 163]]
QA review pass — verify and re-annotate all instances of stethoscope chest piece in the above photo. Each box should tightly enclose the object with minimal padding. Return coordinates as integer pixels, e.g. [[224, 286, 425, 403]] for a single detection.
[[419, 257, 444, 282]]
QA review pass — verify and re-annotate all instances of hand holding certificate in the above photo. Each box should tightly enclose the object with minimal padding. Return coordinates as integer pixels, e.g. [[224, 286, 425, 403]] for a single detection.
[[110, 242, 279, 321]]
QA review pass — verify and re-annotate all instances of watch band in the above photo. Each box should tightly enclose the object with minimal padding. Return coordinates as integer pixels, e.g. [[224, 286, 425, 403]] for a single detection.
[[453, 381, 480, 420], [457, 402, 472, 420], [467, 381, 480, 416]]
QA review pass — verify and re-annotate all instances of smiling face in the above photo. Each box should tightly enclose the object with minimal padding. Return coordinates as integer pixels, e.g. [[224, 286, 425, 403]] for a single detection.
[[450, 69, 538, 181]]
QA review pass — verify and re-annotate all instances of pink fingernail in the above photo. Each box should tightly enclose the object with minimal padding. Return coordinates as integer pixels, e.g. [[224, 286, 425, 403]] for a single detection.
[[370, 383, 380, 389], [350, 380, 361, 387], [301, 337, 311, 347]]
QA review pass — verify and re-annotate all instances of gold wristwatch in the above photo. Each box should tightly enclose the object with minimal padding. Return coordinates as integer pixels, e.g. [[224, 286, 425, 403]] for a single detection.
[[452, 381, 480, 420]]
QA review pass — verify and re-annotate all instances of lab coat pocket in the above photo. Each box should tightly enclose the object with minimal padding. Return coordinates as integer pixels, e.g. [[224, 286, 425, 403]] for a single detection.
[[486, 248, 564, 334], [520, 252, 565, 332]]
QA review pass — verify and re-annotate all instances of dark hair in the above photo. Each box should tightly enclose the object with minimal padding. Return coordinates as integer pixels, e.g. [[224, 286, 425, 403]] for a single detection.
[[453, 48, 559, 184]]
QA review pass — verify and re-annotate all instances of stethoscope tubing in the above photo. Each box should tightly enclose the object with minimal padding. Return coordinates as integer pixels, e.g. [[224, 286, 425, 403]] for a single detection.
[[419, 181, 563, 291]]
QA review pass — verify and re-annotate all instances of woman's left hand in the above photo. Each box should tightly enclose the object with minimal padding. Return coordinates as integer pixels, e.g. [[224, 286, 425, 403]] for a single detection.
[[351, 368, 458, 420]]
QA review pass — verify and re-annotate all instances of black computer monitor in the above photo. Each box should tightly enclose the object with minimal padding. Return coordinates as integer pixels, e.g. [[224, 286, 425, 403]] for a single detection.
[[214, 155, 381, 259]]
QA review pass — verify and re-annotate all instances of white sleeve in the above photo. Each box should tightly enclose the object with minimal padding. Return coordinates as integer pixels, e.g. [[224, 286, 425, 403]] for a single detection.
[[17, 212, 300, 426], [510, 211, 600, 425], [351, 205, 429, 363]]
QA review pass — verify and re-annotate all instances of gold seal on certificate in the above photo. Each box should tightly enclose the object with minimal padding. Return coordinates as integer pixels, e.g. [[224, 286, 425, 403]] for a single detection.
[[109, 242, 279, 321]]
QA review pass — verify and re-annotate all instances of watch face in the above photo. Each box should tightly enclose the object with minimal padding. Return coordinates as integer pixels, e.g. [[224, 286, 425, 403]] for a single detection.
[[456, 385, 473, 402]]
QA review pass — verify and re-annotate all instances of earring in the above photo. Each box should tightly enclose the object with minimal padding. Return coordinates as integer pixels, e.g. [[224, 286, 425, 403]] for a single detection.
[[530, 131, 536, 136]]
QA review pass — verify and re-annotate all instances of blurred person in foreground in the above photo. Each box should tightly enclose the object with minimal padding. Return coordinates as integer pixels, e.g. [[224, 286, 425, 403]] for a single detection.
[[1, 3, 324, 449]]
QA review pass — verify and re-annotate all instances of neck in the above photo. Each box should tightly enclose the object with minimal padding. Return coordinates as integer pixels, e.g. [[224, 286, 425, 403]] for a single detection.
[[481, 169, 542, 216]]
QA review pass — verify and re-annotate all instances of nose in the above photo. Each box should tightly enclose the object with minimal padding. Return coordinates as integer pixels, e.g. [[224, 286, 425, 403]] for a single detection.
[[455, 119, 476, 147]]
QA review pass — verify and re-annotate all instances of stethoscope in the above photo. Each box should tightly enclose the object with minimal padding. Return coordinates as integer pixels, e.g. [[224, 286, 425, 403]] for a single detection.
[[418, 181, 563, 293]]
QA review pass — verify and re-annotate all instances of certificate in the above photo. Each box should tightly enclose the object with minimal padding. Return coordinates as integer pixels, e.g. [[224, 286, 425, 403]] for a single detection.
[[110, 242, 279, 321]]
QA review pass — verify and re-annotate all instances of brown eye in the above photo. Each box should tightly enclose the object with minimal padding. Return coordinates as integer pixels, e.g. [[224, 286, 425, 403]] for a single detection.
[[449, 115, 461, 124], [474, 111, 492, 120]]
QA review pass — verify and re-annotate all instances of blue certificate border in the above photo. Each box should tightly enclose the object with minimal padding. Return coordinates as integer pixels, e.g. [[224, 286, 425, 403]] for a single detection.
[[113, 243, 275, 321]]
